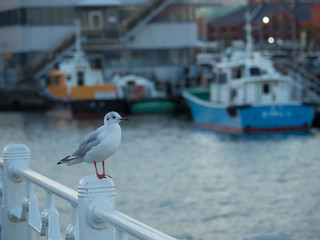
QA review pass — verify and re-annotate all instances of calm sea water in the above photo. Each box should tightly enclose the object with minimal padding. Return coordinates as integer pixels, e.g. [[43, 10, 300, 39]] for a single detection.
[[0, 111, 320, 240]]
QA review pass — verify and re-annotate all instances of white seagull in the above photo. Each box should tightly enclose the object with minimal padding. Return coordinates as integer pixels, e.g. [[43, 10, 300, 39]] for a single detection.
[[57, 111, 128, 179]]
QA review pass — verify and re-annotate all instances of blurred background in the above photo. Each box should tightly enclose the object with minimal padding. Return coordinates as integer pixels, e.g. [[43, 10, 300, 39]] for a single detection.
[[1, 0, 320, 110], [0, 0, 320, 240]]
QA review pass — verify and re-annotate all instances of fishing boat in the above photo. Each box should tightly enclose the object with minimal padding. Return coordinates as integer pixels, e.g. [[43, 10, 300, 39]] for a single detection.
[[183, 15, 314, 133], [42, 67, 127, 119], [112, 74, 175, 114], [41, 57, 127, 119], [40, 24, 127, 119]]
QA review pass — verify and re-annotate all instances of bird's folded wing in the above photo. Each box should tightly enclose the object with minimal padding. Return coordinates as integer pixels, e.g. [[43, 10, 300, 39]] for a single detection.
[[72, 127, 102, 157]]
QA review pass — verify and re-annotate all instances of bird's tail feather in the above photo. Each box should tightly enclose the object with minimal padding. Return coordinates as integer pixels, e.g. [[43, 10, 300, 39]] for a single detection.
[[57, 155, 78, 165], [66, 158, 83, 166]]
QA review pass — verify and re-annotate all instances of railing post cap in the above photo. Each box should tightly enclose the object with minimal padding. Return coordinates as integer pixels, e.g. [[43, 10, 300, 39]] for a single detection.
[[3, 144, 30, 154], [78, 176, 115, 198], [79, 175, 114, 185], [2, 144, 30, 181]]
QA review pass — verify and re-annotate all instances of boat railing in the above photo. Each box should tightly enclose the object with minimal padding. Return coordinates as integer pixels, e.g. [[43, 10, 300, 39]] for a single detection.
[[276, 60, 320, 104], [0, 144, 177, 240], [121, 0, 174, 42]]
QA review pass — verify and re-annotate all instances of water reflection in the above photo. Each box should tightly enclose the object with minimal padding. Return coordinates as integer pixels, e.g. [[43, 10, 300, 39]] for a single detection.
[[193, 124, 315, 142], [0, 111, 319, 240]]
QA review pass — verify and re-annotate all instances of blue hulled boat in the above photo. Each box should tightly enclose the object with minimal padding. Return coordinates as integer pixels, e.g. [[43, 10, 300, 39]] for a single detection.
[[184, 87, 313, 133], [183, 16, 314, 133]]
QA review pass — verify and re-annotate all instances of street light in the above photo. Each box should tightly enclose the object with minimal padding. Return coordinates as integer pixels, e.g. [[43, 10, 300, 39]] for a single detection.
[[268, 37, 274, 44], [259, 16, 269, 47], [262, 16, 269, 24]]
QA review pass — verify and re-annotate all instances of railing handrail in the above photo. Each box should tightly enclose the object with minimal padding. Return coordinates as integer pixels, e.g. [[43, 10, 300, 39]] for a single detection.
[[96, 207, 176, 240], [0, 158, 78, 205], [0, 145, 177, 240]]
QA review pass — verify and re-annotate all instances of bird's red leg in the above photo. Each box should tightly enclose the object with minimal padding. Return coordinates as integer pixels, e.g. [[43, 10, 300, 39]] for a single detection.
[[102, 161, 112, 178], [94, 161, 99, 177], [101, 160, 106, 179], [94, 161, 104, 179], [102, 160, 105, 175]]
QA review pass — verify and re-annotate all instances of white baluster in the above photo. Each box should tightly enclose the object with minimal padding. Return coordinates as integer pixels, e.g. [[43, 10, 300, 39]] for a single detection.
[[1, 144, 29, 240], [115, 228, 128, 240], [66, 204, 79, 240], [28, 194, 45, 235], [78, 176, 115, 240], [42, 191, 62, 240], [26, 182, 36, 240]]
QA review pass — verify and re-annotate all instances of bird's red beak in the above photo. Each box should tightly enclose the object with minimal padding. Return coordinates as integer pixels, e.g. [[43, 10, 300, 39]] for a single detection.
[[120, 117, 128, 121]]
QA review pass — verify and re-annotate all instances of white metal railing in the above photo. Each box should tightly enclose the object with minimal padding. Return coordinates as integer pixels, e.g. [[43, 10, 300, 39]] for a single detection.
[[0, 144, 177, 240]]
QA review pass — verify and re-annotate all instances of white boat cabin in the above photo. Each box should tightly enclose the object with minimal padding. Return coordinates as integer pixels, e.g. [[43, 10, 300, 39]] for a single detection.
[[57, 51, 104, 88], [111, 74, 162, 100], [210, 52, 299, 106]]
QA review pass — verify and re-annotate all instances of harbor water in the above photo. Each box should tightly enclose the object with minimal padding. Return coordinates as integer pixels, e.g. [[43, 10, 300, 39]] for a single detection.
[[0, 111, 320, 240]]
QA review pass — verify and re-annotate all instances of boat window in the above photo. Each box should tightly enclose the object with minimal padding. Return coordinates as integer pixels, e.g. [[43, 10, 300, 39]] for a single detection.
[[250, 67, 261, 76], [231, 67, 242, 79], [54, 76, 60, 86], [230, 89, 237, 102], [214, 72, 227, 83], [93, 58, 102, 69], [263, 84, 270, 94], [77, 72, 84, 86], [127, 81, 135, 87]]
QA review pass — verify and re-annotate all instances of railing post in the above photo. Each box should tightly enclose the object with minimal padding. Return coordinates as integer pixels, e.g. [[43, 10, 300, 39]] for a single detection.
[[1, 144, 30, 240], [78, 176, 116, 240]]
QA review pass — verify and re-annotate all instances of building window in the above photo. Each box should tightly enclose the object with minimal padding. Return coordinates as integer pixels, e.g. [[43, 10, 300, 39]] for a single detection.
[[24, 7, 74, 25], [0, 9, 19, 26], [89, 11, 103, 29]]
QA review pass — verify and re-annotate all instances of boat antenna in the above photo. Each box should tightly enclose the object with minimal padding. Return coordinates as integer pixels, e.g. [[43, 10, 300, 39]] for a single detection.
[[74, 19, 85, 61], [245, 12, 253, 58], [75, 19, 82, 53]]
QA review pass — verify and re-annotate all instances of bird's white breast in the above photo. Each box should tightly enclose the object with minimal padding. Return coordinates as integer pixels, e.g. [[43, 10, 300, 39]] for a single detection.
[[84, 124, 121, 163]]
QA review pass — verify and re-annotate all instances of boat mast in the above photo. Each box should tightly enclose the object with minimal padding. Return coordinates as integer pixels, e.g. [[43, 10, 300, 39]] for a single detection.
[[75, 19, 82, 53], [245, 12, 253, 58], [74, 19, 85, 62]]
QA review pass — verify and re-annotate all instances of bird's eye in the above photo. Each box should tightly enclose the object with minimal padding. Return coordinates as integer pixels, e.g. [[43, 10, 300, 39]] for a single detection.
[[107, 118, 109, 120], [112, 116, 116, 119]]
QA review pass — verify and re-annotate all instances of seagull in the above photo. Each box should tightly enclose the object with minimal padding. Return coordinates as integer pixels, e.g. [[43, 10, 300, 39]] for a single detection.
[[57, 111, 128, 179]]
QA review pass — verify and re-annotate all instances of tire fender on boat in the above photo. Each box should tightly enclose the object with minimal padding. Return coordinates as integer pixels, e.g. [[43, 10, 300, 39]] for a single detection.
[[133, 86, 146, 99]]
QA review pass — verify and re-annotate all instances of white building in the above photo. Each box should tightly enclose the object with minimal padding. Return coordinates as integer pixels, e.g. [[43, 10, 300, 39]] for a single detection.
[[0, 0, 201, 85]]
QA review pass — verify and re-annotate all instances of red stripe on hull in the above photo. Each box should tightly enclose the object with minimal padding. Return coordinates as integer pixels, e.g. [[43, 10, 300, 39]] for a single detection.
[[196, 122, 243, 133], [244, 125, 311, 133], [196, 122, 311, 134]]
